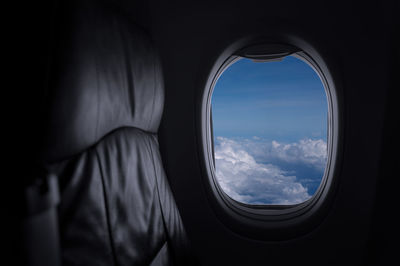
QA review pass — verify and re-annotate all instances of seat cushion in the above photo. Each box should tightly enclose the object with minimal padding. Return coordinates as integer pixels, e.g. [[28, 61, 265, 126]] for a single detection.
[[51, 127, 189, 265], [42, 0, 164, 162]]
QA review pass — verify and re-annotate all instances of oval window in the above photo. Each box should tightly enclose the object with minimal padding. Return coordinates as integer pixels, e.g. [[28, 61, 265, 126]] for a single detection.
[[211, 54, 328, 206]]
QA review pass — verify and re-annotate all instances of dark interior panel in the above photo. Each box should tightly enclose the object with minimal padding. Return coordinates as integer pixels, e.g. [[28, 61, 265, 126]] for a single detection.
[[8, 0, 398, 265]]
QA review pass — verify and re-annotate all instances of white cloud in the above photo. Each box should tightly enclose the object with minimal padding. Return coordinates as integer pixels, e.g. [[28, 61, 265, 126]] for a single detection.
[[214, 137, 327, 205], [270, 139, 327, 170], [236, 137, 327, 171]]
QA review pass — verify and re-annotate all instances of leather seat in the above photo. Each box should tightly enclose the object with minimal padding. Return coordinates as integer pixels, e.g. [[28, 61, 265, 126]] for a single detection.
[[40, 0, 194, 265]]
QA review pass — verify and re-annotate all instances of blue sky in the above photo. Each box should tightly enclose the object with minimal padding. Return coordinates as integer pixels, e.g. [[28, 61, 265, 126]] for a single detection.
[[212, 56, 327, 143], [211, 56, 328, 205]]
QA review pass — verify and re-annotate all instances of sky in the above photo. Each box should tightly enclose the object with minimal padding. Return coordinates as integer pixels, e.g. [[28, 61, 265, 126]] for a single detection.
[[211, 56, 328, 205]]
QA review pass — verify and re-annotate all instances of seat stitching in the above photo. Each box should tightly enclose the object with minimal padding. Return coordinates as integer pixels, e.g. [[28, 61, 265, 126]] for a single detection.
[[95, 147, 119, 266], [145, 136, 172, 256]]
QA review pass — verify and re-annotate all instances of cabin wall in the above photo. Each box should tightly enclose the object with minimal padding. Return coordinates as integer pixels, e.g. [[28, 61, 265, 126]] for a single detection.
[[137, 0, 396, 265], [10, 0, 397, 265]]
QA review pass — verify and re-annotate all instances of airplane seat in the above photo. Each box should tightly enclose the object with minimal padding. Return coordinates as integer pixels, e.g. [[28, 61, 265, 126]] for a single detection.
[[38, 1, 194, 265]]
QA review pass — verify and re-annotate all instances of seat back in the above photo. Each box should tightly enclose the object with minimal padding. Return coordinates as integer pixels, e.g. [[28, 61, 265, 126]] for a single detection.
[[41, 1, 193, 265]]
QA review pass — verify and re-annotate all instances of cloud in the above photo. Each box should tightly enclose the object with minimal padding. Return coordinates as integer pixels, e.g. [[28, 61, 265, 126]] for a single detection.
[[228, 137, 327, 171], [214, 137, 327, 205], [270, 139, 327, 170]]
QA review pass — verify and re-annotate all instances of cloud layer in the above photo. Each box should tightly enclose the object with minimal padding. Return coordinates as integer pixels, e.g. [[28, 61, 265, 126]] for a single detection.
[[214, 137, 327, 205]]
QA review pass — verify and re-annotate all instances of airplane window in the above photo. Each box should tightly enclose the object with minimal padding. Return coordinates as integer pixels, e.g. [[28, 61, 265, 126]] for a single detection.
[[211, 55, 328, 205]]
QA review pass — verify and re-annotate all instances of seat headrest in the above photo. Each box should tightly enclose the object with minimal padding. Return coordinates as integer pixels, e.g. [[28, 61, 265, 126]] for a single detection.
[[42, 1, 164, 162]]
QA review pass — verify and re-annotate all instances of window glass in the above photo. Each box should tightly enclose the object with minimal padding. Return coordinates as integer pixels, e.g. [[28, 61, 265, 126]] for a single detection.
[[211, 56, 328, 205]]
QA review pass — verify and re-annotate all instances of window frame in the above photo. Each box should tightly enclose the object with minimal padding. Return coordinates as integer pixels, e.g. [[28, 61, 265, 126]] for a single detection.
[[199, 39, 342, 240]]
